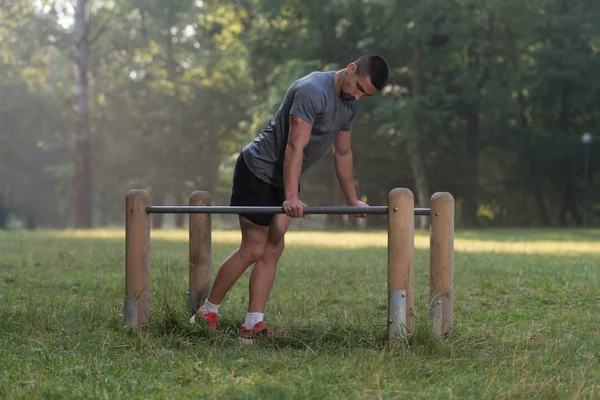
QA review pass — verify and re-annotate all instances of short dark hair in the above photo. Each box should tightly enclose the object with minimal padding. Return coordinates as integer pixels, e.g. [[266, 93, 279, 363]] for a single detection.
[[354, 55, 389, 91]]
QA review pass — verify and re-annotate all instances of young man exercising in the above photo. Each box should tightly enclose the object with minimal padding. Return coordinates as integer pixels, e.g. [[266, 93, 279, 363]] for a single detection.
[[190, 55, 389, 342]]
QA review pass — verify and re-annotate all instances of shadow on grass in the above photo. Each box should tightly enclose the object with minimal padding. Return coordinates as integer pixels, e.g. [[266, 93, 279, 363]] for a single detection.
[[133, 256, 443, 354], [133, 298, 457, 359]]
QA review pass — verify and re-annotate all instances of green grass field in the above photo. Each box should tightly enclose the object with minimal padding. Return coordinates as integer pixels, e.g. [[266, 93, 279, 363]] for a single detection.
[[1, 228, 599, 399]]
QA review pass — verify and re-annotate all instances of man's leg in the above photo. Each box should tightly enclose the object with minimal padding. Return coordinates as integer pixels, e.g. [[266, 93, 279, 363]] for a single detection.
[[206, 216, 270, 306], [247, 213, 291, 313]]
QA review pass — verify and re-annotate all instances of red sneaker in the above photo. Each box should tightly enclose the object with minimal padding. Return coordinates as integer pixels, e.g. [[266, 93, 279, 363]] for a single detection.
[[189, 307, 218, 330], [239, 321, 274, 344]]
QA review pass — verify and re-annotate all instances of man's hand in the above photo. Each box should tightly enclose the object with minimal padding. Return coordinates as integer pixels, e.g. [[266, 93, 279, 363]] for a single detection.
[[283, 197, 307, 218], [348, 199, 369, 218]]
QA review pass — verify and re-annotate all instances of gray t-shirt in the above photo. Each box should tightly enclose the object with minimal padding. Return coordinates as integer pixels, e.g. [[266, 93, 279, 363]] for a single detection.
[[242, 70, 358, 187]]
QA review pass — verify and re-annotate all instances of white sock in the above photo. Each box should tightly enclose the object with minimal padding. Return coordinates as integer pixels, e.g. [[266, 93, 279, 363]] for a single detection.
[[245, 312, 264, 330], [201, 299, 220, 315]]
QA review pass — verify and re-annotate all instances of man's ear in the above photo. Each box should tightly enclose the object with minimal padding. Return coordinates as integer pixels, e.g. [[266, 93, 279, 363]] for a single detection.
[[346, 63, 357, 74]]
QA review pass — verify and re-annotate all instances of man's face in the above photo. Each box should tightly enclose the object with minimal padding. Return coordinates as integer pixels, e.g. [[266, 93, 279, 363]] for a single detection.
[[340, 63, 378, 102]]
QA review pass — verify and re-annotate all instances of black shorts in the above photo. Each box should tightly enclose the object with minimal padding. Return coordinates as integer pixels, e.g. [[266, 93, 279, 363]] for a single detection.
[[230, 154, 294, 227]]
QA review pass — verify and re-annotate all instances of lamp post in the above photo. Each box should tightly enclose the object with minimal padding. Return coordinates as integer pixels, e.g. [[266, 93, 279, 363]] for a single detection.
[[582, 133, 592, 228]]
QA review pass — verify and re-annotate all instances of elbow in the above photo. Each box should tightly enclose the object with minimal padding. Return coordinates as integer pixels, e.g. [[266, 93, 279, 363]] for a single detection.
[[334, 148, 351, 160], [286, 140, 302, 154]]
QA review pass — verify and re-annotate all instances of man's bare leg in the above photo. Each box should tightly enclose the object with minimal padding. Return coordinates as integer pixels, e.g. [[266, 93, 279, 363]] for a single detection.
[[247, 214, 291, 313], [206, 216, 269, 305]]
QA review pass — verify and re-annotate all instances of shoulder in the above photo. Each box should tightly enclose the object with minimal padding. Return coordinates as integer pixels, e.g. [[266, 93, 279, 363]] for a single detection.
[[296, 70, 332, 85], [293, 72, 328, 94], [291, 73, 328, 105]]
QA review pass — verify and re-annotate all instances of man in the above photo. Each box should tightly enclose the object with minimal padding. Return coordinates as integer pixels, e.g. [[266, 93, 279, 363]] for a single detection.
[[190, 54, 389, 342]]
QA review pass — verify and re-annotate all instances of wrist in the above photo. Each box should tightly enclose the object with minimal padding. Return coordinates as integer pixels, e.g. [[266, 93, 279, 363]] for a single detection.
[[346, 197, 360, 206], [285, 193, 299, 201]]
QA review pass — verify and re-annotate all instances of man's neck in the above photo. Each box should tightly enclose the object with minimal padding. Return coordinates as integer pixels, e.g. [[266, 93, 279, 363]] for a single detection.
[[334, 69, 346, 95]]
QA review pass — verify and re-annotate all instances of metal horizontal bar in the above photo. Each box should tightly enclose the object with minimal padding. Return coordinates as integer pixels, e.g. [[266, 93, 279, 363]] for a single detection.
[[145, 206, 431, 216]]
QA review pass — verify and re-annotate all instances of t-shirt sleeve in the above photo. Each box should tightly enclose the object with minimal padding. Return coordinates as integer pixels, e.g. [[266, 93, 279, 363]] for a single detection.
[[289, 84, 324, 125], [340, 103, 358, 131]]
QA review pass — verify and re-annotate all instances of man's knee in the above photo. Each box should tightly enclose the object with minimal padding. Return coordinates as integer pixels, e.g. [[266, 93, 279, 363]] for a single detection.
[[238, 242, 265, 264], [264, 239, 285, 260]]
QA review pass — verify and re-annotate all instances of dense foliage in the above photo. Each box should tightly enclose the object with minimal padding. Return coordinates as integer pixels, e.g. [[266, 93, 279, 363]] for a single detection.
[[1, 0, 599, 228]]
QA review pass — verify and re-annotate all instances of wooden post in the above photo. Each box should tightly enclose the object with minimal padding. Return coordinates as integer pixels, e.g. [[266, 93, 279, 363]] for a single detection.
[[429, 192, 454, 337], [387, 188, 415, 344], [188, 191, 212, 315], [125, 189, 151, 328]]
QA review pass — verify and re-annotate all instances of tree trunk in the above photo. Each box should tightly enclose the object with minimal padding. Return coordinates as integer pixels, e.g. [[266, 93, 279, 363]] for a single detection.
[[153, 193, 165, 229], [558, 174, 581, 227], [558, 78, 573, 226], [461, 13, 495, 228], [464, 107, 480, 227], [557, 0, 576, 226], [567, 179, 582, 225], [99, 191, 109, 227], [175, 193, 186, 228], [74, 0, 92, 228], [25, 213, 36, 230], [534, 187, 551, 226], [516, 90, 551, 226], [462, 36, 485, 228], [410, 39, 429, 229], [508, 19, 551, 227], [559, 175, 571, 226], [0, 195, 7, 229], [559, 82, 569, 135]]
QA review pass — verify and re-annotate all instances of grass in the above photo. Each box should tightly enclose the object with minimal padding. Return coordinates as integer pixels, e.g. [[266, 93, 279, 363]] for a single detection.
[[1, 227, 599, 399]]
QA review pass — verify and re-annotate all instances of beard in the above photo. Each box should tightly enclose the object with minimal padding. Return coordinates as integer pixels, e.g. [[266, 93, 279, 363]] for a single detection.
[[339, 88, 354, 102]]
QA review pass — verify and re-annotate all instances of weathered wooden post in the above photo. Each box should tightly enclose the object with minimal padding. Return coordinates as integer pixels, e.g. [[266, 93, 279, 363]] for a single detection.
[[387, 188, 415, 344], [125, 189, 151, 328], [429, 192, 454, 337], [188, 191, 212, 315]]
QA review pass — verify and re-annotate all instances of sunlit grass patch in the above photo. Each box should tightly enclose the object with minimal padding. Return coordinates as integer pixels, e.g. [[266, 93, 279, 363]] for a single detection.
[[47, 227, 600, 254]]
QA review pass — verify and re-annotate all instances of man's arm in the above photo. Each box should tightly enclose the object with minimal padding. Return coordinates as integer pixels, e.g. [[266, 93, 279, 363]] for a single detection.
[[333, 130, 360, 205], [282, 115, 311, 218], [333, 130, 368, 216]]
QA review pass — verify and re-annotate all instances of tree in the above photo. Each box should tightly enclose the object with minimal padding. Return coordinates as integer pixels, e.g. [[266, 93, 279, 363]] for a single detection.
[[74, 0, 93, 228]]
